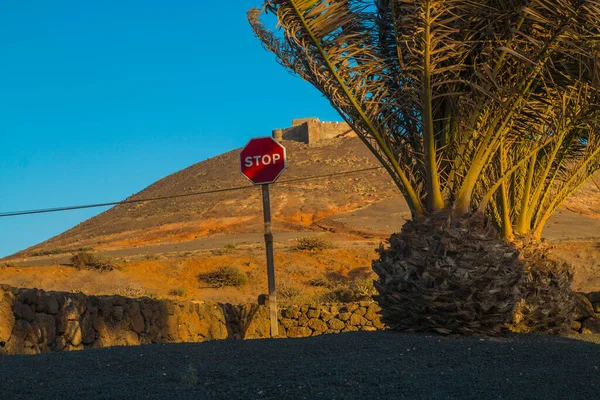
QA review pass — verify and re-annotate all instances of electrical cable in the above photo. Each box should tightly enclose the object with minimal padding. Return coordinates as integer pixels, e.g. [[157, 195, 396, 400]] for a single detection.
[[0, 166, 385, 218]]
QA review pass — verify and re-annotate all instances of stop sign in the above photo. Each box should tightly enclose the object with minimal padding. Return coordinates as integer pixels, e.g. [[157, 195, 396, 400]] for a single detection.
[[240, 137, 287, 185]]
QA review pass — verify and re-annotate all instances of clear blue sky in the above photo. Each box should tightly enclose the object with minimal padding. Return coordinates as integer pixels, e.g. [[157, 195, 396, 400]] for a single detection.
[[0, 0, 342, 258]]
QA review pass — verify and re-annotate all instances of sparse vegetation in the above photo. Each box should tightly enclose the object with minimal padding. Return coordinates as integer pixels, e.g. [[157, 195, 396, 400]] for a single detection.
[[294, 237, 333, 251], [31, 249, 64, 257], [279, 273, 377, 305], [307, 276, 330, 288], [277, 281, 303, 301], [198, 266, 248, 288], [170, 287, 188, 297], [214, 244, 238, 255], [307, 268, 378, 303], [1, 261, 18, 269], [70, 252, 116, 272], [31, 247, 92, 257], [116, 284, 147, 298], [318, 279, 377, 303]]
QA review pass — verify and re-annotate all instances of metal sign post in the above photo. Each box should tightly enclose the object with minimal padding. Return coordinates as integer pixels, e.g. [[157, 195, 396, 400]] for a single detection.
[[240, 137, 286, 338], [261, 184, 278, 337]]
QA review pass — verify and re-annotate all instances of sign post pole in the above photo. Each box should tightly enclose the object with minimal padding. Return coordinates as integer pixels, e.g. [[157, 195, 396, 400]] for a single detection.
[[239, 136, 286, 339], [261, 184, 278, 337]]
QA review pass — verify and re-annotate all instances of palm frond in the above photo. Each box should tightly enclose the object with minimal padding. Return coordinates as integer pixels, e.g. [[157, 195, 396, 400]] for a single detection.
[[249, 0, 600, 237]]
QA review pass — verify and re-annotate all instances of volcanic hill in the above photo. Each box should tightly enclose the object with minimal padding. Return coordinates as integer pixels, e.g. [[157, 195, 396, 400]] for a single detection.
[[11, 119, 600, 258]]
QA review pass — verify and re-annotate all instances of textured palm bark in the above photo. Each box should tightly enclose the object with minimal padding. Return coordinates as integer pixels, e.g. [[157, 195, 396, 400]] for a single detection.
[[372, 213, 523, 335], [509, 237, 575, 334], [372, 213, 576, 335]]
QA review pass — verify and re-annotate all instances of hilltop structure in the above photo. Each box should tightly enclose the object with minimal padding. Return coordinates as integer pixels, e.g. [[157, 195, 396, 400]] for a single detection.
[[272, 118, 356, 144]]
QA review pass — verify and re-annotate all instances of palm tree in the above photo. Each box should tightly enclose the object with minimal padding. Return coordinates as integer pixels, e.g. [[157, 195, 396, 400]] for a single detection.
[[249, 0, 600, 334]]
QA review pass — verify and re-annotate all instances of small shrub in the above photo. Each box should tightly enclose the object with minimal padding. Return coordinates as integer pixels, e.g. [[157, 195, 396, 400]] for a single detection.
[[277, 281, 313, 305], [31, 247, 92, 257], [116, 284, 146, 298], [278, 281, 304, 300], [76, 247, 93, 252], [1, 261, 18, 269], [199, 266, 248, 288], [294, 236, 333, 251], [70, 252, 115, 271], [213, 244, 237, 255], [31, 248, 65, 257], [170, 287, 187, 297], [307, 276, 332, 288], [318, 279, 378, 303], [347, 266, 372, 280]]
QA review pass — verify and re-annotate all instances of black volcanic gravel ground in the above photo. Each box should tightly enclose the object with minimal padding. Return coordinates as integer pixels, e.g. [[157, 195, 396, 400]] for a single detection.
[[1, 331, 599, 399]]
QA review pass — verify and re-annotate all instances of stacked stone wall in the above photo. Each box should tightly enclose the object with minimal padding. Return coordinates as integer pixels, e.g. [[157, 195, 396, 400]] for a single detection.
[[0, 285, 385, 355], [277, 302, 384, 338], [2, 284, 599, 356]]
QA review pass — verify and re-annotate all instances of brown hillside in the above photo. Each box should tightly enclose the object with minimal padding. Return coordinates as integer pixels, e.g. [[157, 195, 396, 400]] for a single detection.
[[11, 136, 600, 257], [19, 138, 402, 255], [3, 134, 600, 302]]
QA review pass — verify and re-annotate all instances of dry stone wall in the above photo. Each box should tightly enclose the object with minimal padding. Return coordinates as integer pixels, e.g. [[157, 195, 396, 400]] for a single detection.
[[2, 284, 599, 356], [0, 285, 385, 355], [277, 302, 385, 338]]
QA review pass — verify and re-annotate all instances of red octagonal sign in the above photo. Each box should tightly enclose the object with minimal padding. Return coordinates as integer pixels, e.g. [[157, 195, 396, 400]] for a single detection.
[[240, 137, 287, 185]]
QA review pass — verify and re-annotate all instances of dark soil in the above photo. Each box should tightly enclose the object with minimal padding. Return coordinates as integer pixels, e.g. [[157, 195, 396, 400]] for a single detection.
[[1, 331, 599, 399]]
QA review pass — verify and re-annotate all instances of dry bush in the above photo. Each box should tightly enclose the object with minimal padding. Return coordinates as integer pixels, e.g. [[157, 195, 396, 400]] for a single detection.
[[30, 248, 65, 257], [318, 278, 377, 303], [70, 252, 116, 272], [278, 281, 303, 300], [31, 247, 93, 257], [294, 237, 333, 251], [170, 287, 188, 297], [199, 266, 248, 288], [277, 281, 313, 305], [307, 276, 331, 288], [306, 266, 378, 303], [116, 284, 148, 299]]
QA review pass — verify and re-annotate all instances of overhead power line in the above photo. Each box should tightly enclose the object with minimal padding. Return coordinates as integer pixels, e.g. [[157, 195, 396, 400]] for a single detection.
[[0, 166, 385, 218]]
